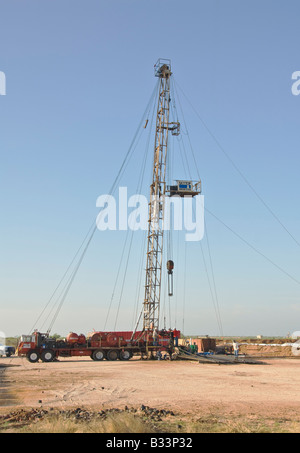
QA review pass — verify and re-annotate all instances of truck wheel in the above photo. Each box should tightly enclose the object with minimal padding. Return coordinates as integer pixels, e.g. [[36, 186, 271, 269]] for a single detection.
[[27, 350, 40, 363], [119, 350, 132, 361], [106, 349, 119, 361], [92, 350, 105, 361], [41, 349, 55, 362]]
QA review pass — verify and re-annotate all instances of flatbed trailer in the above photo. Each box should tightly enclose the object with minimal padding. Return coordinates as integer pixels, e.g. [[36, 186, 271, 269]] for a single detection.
[[17, 330, 180, 363]]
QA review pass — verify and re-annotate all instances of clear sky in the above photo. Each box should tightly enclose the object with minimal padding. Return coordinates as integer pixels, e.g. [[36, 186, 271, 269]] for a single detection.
[[1, 0, 299, 338]]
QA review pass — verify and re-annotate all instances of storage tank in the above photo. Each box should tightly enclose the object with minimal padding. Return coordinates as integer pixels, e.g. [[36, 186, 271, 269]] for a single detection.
[[77, 334, 86, 344], [66, 332, 86, 345], [66, 332, 79, 344]]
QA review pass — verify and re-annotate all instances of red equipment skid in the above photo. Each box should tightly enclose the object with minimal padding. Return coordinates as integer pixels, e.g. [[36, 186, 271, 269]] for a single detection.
[[17, 329, 181, 363]]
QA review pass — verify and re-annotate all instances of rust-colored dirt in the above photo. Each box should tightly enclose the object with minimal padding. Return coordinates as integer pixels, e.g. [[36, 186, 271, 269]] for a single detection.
[[1, 356, 300, 424]]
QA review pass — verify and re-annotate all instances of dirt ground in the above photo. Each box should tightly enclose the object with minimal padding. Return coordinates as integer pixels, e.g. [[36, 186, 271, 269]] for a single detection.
[[1, 355, 300, 427]]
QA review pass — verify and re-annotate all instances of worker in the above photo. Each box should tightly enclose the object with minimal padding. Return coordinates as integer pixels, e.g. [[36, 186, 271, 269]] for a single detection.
[[153, 328, 158, 346], [157, 350, 162, 361], [232, 340, 239, 358]]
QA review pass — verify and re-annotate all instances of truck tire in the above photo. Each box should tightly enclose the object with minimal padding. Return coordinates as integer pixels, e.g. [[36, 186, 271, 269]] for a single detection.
[[119, 350, 132, 361], [41, 349, 55, 362], [27, 350, 40, 363], [106, 349, 119, 361], [92, 349, 105, 361]]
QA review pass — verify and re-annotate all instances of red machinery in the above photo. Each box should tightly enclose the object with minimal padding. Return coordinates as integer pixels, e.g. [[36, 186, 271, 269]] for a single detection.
[[66, 332, 86, 345], [17, 329, 181, 363]]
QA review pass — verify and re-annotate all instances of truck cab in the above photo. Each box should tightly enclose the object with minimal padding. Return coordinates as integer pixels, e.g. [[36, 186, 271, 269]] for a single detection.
[[0, 343, 15, 357]]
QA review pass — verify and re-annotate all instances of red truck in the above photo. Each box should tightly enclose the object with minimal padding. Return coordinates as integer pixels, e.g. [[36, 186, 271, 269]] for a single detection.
[[17, 329, 181, 363]]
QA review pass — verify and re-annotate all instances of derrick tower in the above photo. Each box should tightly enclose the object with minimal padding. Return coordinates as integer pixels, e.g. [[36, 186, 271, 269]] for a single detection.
[[143, 59, 180, 331]]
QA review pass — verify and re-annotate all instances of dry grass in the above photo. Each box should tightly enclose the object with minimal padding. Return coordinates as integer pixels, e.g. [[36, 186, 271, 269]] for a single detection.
[[2, 412, 299, 434], [8, 412, 156, 434], [175, 416, 300, 433]]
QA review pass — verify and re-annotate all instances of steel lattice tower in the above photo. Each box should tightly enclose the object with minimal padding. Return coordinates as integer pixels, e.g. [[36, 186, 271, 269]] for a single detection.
[[143, 59, 179, 331]]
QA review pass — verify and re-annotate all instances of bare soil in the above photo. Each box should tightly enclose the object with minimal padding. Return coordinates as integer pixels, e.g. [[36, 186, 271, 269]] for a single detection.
[[1, 356, 300, 431]]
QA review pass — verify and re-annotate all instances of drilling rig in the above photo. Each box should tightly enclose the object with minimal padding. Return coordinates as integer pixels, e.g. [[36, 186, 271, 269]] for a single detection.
[[137, 59, 201, 336], [17, 59, 201, 362], [143, 60, 180, 332]]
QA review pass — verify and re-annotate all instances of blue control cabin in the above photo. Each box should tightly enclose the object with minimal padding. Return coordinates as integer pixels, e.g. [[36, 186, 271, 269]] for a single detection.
[[167, 180, 202, 197]]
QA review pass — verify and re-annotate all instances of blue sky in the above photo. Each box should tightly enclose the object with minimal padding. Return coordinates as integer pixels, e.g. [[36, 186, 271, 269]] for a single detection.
[[1, 0, 300, 337]]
